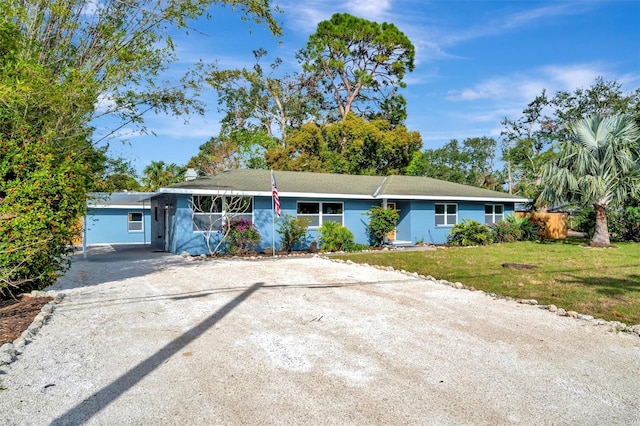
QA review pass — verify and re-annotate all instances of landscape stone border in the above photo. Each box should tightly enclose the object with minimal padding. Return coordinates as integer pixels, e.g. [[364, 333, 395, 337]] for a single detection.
[[328, 257, 640, 338], [0, 291, 65, 371]]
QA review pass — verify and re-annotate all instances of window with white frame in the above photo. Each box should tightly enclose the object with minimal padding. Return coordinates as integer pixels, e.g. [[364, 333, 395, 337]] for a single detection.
[[297, 201, 344, 227], [128, 212, 143, 232], [192, 196, 253, 232], [435, 203, 457, 226], [485, 204, 504, 224]]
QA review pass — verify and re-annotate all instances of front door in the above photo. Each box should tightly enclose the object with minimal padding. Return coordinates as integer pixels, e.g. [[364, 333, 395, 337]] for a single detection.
[[163, 206, 170, 252]]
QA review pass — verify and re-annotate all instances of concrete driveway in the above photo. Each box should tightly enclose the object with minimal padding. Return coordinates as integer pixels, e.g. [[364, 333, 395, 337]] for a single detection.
[[1, 246, 639, 425]]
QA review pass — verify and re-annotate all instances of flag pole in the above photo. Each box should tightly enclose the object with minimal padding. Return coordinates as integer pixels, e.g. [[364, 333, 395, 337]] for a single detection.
[[270, 170, 281, 258], [271, 195, 275, 258]]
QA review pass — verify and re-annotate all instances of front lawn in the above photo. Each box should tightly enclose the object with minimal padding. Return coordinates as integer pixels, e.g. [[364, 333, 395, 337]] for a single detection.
[[333, 240, 640, 325]]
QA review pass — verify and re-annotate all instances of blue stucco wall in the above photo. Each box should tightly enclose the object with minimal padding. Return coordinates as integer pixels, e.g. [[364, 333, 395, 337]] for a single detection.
[[171, 195, 206, 254], [343, 199, 380, 244], [165, 194, 516, 255], [404, 200, 516, 245], [169, 195, 383, 255], [85, 208, 151, 245], [392, 200, 412, 242]]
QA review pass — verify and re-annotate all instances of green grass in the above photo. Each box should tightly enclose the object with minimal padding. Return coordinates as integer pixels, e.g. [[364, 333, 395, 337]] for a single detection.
[[334, 239, 640, 325]]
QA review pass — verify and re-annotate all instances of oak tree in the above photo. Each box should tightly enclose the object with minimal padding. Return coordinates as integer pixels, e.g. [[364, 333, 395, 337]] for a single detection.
[[266, 114, 422, 175]]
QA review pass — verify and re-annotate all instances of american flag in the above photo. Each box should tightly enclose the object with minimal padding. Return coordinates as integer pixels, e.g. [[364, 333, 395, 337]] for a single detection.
[[271, 170, 281, 217]]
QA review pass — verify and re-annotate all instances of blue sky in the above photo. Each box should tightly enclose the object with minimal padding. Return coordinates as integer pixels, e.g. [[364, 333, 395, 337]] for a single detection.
[[97, 0, 640, 176]]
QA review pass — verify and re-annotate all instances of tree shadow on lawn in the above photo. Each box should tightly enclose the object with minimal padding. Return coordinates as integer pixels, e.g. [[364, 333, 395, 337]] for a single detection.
[[555, 274, 640, 297], [446, 267, 640, 293]]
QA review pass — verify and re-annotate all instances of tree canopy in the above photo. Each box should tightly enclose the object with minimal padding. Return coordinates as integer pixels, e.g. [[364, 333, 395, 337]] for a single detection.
[[187, 129, 278, 174], [207, 49, 320, 142], [142, 161, 187, 191], [198, 12, 419, 175], [407, 137, 501, 190], [2, 0, 281, 143], [0, 18, 90, 295], [501, 77, 640, 197], [265, 114, 422, 175], [299, 13, 415, 125]]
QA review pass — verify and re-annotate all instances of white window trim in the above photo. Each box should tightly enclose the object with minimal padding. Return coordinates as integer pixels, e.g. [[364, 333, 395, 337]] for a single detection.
[[192, 196, 254, 233], [435, 203, 457, 227], [296, 201, 344, 228], [128, 212, 144, 233], [485, 204, 504, 225]]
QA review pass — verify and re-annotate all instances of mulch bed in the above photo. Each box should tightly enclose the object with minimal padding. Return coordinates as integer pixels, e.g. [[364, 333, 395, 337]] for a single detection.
[[0, 296, 53, 346]]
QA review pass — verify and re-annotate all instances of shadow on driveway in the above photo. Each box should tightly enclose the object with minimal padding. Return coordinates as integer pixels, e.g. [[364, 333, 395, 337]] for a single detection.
[[51, 245, 194, 291], [50, 281, 265, 425]]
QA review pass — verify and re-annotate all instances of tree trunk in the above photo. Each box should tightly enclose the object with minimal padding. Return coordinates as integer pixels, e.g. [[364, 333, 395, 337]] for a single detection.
[[507, 160, 512, 194], [591, 204, 611, 247]]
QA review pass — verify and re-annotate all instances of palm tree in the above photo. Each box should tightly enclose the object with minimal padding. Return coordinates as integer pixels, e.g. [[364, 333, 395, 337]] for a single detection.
[[142, 161, 186, 191], [539, 115, 640, 247]]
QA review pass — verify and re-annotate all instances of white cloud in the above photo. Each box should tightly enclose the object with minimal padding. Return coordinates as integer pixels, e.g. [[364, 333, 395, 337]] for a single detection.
[[278, 1, 335, 33], [503, 2, 596, 31], [446, 63, 611, 103], [278, 0, 397, 34], [446, 78, 510, 101], [519, 81, 548, 102], [541, 64, 603, 91], [418, 126, 503, 144], [416, 1, 602, 68], [346, 0, 392, 21], [617, 72, 640, 90], [442, 2, 597, 46], [466, 106, 521, 125], [412, 38, 454, 64], [142, 113, 221, 139]]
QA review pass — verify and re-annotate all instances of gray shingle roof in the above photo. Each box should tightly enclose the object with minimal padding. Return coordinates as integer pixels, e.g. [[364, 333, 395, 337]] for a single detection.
[[378, 175, 525, 200], [88, 192, 155, 207], [161, 169, 527, 202]]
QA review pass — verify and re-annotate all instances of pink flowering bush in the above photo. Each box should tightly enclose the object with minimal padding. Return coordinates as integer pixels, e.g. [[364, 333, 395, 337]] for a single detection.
[[223, 218, 261, 255]]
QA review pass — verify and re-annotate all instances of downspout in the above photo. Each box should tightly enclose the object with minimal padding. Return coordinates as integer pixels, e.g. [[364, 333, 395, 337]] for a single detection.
[[142, 198, 147, 246]]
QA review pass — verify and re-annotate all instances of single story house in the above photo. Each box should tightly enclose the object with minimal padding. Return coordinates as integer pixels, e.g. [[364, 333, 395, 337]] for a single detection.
[[149, 169, 528, 255], [81, 192, 154, 247]]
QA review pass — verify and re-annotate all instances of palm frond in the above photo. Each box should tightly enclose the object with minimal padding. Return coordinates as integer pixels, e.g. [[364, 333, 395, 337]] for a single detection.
[[540, 114, 640, 209]]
